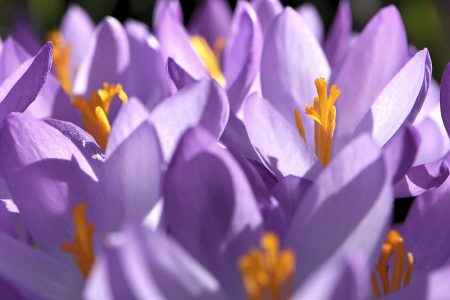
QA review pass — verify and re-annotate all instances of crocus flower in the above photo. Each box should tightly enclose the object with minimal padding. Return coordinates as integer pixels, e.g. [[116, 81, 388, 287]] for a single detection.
[[244, 5, 433, 190], [81, 125, 394, 299]]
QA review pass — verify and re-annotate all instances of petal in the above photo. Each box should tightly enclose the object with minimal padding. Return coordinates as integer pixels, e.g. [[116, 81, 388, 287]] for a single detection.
[[293, 251, 368, 300], [354, 49, 431, 146], [400, 179, 450, 276], [149, 79, 229, 161], [394, 159, 449, 197], [244, 93, 316, 178], [164, 127, 262, 299], [297, 3, 324, 43], [85, 225, 225, 299], [107, 97, 150, 157], [0, 232, 83, 300], [252, 0, 282, 35], [73, 17, 130, 96], [383, 126, 420, 183], [153, 0, 183, 27], [0, 42, 52, 127], [440, 63, 450, 138], [61, 4, 95, 74], [0, 114, 97, 260], [223, 2, 263, 112], [332, 6, 409, 147], [124, 20, 168, 109], [324, 0, 352, 69], [261, 8, 330, 142], [286, 134, 392, 284], [166, 57, 196, 95], [0, 37, 30, 82], [271, 175, 312, 225], [188, 0, 232, 46], [155, 3, 207, 79], [101, 121, 163, 221]]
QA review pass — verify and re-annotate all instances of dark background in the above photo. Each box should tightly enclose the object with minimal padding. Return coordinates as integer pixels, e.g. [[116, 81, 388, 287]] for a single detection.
[[1, 0, 449, 77]]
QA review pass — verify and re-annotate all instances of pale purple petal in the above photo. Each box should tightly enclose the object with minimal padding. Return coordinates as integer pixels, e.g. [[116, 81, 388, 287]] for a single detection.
[[332, 6, 409, 148], [297, 3, 324, 43], [101, 121, 163, 221], [188, 0, 232, 46], [244, 93, 316, 178], [440, 63, 450, 138], [61, 4, 95, 74], [73, 17, 130, 96], [153, 0, 183, 27], [0, 42, 52, 127], [164, 127, 262, 299], [166, 57, 196, 94], [261, 8, 330, 143], [124, 20, 168, 109], [324, 0, 352, 69], [149, 79, 229, 161], [223, 1, 263, 112], [252, 0, 282, 35], [286, 134, 392, 284]]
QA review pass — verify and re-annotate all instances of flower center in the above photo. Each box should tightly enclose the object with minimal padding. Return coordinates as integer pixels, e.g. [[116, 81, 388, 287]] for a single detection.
[[238, 232, 295, 300], [47, 30, 72, 96], [190, 35, 226, 87], [295, 78, 341, 166], [72, 83, 128, 149], [61, 203, 95, 278], [371, 230, 414, 298]]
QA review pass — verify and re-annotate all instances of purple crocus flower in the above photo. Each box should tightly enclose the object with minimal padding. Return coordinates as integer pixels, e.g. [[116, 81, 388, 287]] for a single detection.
[[81, 125, 394, 299], [244, 5, 436, 194]]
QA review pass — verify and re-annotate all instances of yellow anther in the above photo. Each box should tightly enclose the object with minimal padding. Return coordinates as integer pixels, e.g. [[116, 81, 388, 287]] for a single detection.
[[47, 30, 72, 96], [304, 78, 341, 166], [371, 230, 414, 299], [294, 108, 306, 141], [61, 203, 95, 278], [190, 35, 227, 87], [73, 83, 128, 149], [238, 232, 295, 300]]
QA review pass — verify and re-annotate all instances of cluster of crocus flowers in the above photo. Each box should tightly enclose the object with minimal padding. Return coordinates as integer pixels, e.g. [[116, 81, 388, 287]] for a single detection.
[[0, 0, 449, 299]]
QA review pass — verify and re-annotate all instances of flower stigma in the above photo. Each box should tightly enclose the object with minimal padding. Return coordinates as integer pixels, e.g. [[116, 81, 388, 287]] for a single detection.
[[47, 30, 72, 96], [238, 232, 295, 300], [61, 203, 96, 278], [190, 35, 227, 87], [298, 78, 341, 166], [73, 83, 128, 149], [371, 230, 414, 298]]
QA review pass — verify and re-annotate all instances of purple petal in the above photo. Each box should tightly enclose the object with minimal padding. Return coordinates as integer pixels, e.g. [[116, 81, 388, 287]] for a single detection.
[[332, 6, 409, 147], [324, 0, 352, 69], [0, 42, 52, 127], [0, 233, 83, 299], [223, 1, 263, 112], [155, 4, 207, 79], [107, 97, 149, 157], [0, 38, 30, 82], [394, 159, 449, 197], [124, 20, 168, 109], [297, 3, 324, 43], [188, 0, 232, 46], [61, 4, 95, 74], [355, 49, 431, 147], [0, 114, 97, 260], [85, 225, 225, 299], [153, 0, 183, 27], [440, 63, 450, 138], [149, 79, 229, 161], [286, 134, 392, 284], [252, 0, 282, 35], [166, 57, 196, 94], [271, 175, 312, 225], [164, 127, 262, 299], [261, 8, 330, 143], [384, 126, 420, 183], [10, 18, 41, 56], [244, 93, 316, 178], [101, 121, 163, 221], [73, 17, 130, 96], [293, 252, 368, 300]]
